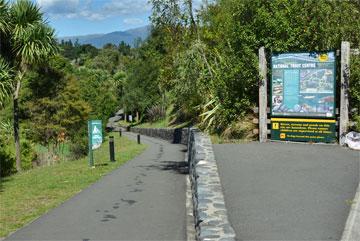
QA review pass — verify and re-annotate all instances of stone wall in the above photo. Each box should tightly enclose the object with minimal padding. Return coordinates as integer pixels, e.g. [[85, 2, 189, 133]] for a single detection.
[[188, 129, 236, 240], [129, 127, 189, 145]]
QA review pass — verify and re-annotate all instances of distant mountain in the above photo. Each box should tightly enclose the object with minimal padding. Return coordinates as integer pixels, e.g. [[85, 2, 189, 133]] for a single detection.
[[59, 25, 151, 48]]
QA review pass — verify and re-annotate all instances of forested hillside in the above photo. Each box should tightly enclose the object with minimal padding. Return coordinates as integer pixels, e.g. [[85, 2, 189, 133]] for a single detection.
[[59, 25, 151, 48], [1, 0, 360, 177]]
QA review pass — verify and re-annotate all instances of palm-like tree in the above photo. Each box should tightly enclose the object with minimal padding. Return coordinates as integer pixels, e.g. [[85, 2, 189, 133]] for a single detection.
[[1, 0, 58, 171], [0, 1, 12, 107], [0, 58, 13, 107]]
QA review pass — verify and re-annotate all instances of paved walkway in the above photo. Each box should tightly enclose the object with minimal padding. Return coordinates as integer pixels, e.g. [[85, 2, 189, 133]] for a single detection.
[[7, 132, 187, 241], [214, 142, 359, 241]]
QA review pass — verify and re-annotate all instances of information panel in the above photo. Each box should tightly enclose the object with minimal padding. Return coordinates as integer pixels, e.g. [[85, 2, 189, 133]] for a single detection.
[[271, 52, 336, 118], [271, 118, 336, 143], [88, 120, 103, 167], [88, 120, 103, 150]]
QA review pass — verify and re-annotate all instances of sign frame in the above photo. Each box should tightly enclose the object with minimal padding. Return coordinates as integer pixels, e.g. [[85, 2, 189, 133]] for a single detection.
[[270, 51, 337, 143]]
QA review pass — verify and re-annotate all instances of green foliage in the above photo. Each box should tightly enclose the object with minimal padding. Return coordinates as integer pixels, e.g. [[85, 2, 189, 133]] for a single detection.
[[68, 134, 88, 159], [59, 41, 99, 61], [19, 46, 120, 162], [0, 0, 9, 33], [75, 68, 118, 123], [353, 116, 360, 132], [0, 0, 59, 172], [0, 57, 13, 107], [350, 54, 360, 131], [146, 104, 165, 122], [87, 45, 121, 73], [0, 120, 36, 175], [121, 41, 162, 114], [22, 55, 90, 148], [0, 137, 15, 177], [19, 139, 36, 170], [133, 0, 360, 135], [56, 78, 91, 141], [9, 0, 58, 65]]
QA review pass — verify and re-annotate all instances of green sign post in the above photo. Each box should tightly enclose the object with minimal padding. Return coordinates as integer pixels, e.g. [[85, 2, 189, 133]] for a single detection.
[[88, 120, 103, 167], [270, 51, 337, 143]]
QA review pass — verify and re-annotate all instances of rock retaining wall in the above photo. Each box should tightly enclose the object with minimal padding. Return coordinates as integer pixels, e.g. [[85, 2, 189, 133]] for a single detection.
[[188, 129, 236, 240], [129, 127, 189, 145]]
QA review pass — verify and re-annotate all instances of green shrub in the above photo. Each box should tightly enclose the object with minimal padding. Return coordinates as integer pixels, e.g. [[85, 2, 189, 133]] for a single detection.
[[146, 104, 166, 122], [20, 140, 37, 170], [221, 115, 256, 140], [352, 115, 360, 132], [69, 135, 88, 160], [0, 140, 15, 177], [0, 136, 37, 176]]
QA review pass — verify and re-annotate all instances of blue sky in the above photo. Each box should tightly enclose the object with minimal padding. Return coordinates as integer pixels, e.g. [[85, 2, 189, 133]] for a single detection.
[[34, 0, 152, 37], [34, 0, 205, 37]]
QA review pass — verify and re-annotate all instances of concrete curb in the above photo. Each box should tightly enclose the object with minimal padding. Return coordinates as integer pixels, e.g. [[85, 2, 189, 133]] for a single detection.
[[187, 175, 196, 241], [341, 182, 360, 241]]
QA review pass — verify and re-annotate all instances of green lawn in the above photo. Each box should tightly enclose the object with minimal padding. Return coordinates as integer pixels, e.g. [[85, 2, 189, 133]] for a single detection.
[[0, 133, 146, 238]]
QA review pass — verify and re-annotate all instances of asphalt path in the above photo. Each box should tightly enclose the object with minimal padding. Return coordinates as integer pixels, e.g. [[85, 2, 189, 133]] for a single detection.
[[7, 132, 187, 241], [214, 142, 359, 241]]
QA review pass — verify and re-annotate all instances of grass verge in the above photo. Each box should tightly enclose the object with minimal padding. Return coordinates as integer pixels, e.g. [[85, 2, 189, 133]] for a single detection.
[[0, 133, 146, 238]]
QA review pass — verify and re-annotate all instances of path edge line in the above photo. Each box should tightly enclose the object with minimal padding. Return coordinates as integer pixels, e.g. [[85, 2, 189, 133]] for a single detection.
[[341, 182, 360, 241]]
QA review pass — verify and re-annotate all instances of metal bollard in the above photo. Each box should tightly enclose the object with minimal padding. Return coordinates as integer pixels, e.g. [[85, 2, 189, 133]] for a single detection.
[[137, 134, 140, 144], [109, 136, 115, 162]]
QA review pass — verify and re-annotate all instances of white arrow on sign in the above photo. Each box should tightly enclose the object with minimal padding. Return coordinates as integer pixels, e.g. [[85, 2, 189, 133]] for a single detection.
[[93, 126, 101, 134]]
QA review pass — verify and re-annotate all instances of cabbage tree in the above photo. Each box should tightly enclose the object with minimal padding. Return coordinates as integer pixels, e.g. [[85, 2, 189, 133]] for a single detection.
[[1, 0, 58, 171]]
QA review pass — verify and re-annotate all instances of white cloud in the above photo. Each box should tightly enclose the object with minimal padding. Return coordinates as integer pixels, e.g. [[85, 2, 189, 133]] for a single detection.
[[36, 0, 151, 21], [79, 10, 106, 20], [37, 0, 79, 14], [103, 0, 151, 15], [36, 0, 205, 21], [123, 17, 144, 25]]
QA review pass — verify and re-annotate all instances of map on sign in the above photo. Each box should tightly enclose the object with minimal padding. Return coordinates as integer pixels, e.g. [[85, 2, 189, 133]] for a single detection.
[[271, 51, 336, 118], [88, 120, 102, 150]]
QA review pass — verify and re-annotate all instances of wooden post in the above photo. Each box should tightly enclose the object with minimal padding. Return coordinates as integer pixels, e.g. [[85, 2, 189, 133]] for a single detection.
[[340, 41, 350, 145], [259, 47, 268, 143]]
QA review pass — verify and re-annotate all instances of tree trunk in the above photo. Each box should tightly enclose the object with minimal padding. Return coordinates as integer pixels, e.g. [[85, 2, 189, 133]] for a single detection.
[[13, 79, 21, 171], [186, 0, 197, 34]]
